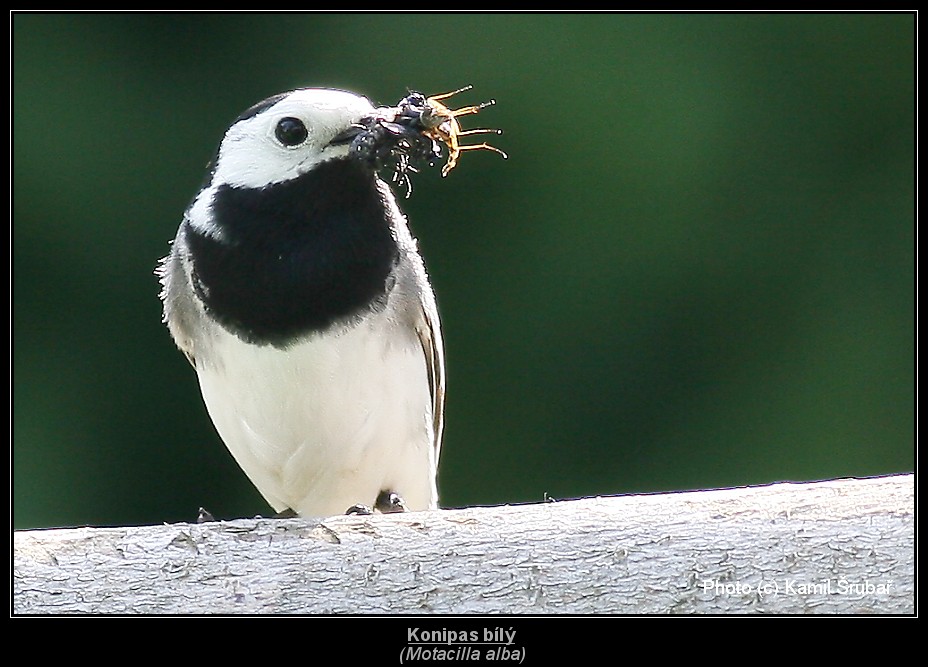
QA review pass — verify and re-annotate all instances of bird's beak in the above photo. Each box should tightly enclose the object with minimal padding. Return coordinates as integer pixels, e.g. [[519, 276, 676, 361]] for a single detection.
[[329, 123, 366, 146]]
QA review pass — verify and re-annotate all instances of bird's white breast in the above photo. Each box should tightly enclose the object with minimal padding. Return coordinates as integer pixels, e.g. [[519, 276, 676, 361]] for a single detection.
[[194, 309, 438, 517]]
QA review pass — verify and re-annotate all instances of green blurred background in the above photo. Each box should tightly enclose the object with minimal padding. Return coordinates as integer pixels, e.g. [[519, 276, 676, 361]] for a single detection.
[[13, 13, 914, 529]]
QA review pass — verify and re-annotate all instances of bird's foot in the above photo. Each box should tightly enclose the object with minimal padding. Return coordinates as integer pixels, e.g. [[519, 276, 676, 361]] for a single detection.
[[345, 490, 408, 515], [375, 490, 408, 513]]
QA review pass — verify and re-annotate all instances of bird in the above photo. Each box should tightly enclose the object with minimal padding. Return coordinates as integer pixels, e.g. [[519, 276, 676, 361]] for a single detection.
[[158, 88, 445, 518]]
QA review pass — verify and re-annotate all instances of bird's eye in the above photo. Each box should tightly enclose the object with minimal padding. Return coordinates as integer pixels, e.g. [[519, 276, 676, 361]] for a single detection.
[[275, 117, 308, 146]]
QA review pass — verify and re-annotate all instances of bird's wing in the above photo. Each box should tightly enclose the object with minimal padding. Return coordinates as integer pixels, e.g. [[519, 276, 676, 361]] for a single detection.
[[417, 300, 445, 464], [157, 243, 199, 368]]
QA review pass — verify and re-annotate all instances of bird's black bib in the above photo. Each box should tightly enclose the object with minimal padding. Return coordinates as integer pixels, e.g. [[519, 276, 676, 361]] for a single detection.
[[185, 158, 399, 346]]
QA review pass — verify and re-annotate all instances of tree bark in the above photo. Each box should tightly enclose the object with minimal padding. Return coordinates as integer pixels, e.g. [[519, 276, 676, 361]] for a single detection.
[[13, 474, 914, 614]]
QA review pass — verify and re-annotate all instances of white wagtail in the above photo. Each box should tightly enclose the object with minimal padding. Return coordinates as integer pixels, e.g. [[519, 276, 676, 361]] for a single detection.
[[158, 87, 503, 517]]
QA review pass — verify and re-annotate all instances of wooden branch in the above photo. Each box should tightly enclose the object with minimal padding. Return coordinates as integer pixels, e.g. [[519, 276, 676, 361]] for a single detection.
[[13, 474, 913, 614]]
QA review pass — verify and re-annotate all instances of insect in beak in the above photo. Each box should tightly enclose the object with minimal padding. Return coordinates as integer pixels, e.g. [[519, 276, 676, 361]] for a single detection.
[[420, 85, 508, 177], [341, 85, 506, 194]]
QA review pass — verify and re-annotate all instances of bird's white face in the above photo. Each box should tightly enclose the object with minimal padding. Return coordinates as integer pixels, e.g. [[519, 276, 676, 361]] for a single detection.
[[210, 88, 376, 190]]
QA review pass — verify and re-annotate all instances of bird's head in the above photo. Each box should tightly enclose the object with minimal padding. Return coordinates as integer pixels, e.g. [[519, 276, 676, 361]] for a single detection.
[[207, 88, 376, 190]]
